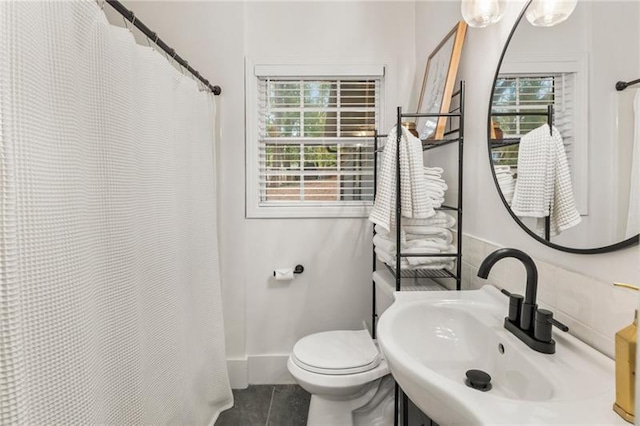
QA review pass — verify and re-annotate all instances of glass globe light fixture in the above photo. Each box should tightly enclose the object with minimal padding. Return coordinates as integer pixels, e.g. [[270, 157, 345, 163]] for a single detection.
[[525, 0, 578, 27], [461, 0, 506, 28]]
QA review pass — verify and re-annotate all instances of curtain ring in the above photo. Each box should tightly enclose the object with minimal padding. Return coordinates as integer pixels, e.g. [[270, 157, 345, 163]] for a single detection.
[[171, 50, 184, 74], [172, 50, 179, 68], [124, 12, 136, 33], [151, 34, 159, 52]]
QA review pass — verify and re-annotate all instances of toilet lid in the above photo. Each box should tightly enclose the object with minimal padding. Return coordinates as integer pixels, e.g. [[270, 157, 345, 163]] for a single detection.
[[292, 330, 381, 375]]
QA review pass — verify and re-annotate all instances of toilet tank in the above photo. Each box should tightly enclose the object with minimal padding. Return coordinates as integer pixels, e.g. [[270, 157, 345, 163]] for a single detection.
[[374, 271, 395, 317], [372, 268, 448, 333]]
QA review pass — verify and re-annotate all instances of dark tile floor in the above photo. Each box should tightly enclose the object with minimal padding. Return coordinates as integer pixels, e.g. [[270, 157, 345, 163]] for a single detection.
[[216, 385, 311, 426]]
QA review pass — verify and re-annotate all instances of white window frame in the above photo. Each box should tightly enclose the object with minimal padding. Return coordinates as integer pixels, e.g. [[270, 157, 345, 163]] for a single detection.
[[500, 53, 589, 215], [245, 60, 386, 218]]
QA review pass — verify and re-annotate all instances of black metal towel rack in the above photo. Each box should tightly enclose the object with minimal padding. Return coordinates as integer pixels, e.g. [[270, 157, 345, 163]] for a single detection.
[[616, 78, 640, 91], [490, 104, 554, 241], [105, 0, 222, 95], [371, 81, 466, 341], [371, 81, 465, 426]]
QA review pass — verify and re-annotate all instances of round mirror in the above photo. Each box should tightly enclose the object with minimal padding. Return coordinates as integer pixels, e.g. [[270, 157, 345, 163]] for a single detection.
[[488, 0, 639, 253]]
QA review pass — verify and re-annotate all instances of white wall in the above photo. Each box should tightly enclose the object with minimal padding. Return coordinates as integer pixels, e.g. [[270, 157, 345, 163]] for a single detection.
[[113, 1, 416, 387], [242, 2, 415, 384]]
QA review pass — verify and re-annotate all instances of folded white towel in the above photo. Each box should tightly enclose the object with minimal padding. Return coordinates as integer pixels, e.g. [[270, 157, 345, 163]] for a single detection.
[[424, 166, 444, 176], [375, 225, 454, 245], [424, 173, 446, 180], [404, 224, 452, 235], [425, 175, 444, 181], [494, 165, 512, 173], [369, 126, 434, 233], [425, 189, 445, 200], [375, 248, 454, 270], [501, 187, 514, 205], [501, 184, 515, 194], [424, 177, 448, 193], [403, 246, 457, 266], [431, 199, 444, 208], [373, 233, 453, 252], [401, 211, 456, 228], [372, 234, 396, 254], [404, 227, 453, 243], [511, 124, 581, 236], [496, 165, 514, 176], [375, 211, 455, 233], [425, 180, 446, 190], [495, 166, 515, 204]]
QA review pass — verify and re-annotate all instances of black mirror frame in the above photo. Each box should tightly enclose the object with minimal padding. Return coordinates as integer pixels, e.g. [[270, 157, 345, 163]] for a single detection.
[[487, 0, 639, 254]]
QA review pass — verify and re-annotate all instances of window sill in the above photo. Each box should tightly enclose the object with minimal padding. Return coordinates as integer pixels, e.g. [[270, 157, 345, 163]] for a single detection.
[[245, 203, 372, 219]]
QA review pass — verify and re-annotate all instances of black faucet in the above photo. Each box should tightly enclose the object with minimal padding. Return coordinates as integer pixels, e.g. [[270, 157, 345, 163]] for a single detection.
[[477, 248, 568, 354]]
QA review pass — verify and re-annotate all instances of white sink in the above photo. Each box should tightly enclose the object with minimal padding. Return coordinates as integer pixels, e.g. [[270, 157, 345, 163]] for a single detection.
[[377, 285, 625, 425]]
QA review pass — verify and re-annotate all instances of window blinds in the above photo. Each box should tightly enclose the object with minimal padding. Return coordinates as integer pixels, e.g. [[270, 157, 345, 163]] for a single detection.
[[257, 78, 380, 205], [492, 73, 575, 172]]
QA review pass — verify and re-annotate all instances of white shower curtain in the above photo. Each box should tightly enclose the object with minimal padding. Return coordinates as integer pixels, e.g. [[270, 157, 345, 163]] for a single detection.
[[0, 2, 232, 424]]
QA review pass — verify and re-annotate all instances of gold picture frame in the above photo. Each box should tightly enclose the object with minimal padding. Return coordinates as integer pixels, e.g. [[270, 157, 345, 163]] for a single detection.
[[417, 21, 468, 141]]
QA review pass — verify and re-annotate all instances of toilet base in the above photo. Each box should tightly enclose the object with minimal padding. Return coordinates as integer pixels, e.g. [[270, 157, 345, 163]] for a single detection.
[[306, 375, 394, 426]]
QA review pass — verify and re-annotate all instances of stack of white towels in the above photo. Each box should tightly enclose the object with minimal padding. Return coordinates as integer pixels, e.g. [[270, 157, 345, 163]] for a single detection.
[[372, 166, 457, 270], [423, 167, 447, 208], [494, 165, 515, 205]]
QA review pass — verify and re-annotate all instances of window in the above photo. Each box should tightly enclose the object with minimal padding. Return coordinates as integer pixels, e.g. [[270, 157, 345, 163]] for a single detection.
[[246, 64, 384, 218], [491, 73, 576, 174]]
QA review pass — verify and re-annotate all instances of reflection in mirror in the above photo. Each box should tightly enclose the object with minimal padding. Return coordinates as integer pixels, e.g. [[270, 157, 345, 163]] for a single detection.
[[488, 0, 640, 253]]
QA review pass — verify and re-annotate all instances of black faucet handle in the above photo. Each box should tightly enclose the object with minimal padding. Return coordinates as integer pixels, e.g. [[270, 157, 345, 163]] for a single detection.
[[534, 308, 569, 343], [534, 309, 554, 342], [508, 294, 524, 324], [549, 317, 569, 332]]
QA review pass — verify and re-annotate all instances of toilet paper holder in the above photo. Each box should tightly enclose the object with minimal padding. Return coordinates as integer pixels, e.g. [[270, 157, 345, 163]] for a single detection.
[[273, 264, 304, 277]]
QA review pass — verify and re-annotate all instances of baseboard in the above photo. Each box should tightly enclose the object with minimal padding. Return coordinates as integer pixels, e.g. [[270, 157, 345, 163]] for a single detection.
[[248, 354, 296, 385], [227, 357, 249, 389]]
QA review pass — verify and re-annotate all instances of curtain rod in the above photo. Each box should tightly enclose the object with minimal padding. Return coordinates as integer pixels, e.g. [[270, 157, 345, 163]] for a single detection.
[[616, 78, 640, 91], [105, 0, 221, 95]]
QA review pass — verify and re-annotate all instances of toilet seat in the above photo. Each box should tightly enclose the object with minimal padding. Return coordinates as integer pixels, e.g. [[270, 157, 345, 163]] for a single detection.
[[291, 330, 381, 375]]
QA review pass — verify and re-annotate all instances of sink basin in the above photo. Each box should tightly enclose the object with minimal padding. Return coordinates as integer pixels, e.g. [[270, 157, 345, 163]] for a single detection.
[[377, 285, 624, 425]]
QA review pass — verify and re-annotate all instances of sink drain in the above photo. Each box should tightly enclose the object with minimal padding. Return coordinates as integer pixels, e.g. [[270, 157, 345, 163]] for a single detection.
[[465, 369, 492, 392]]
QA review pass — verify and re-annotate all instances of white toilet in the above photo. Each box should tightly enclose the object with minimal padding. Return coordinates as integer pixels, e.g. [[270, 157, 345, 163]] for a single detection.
[[287, 278, 395, 426]]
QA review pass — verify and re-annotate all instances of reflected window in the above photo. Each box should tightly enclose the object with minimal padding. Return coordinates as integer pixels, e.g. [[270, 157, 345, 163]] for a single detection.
[[492, 73, 576, 175]]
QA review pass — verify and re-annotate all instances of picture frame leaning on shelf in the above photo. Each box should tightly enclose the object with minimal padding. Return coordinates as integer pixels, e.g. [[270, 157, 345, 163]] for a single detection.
[[417, 21, 468, 141]]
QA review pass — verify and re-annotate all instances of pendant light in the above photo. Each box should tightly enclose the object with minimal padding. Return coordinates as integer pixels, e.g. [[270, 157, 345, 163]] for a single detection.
[[461, 0, 506, 28], [525, 0, 578, 27]]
